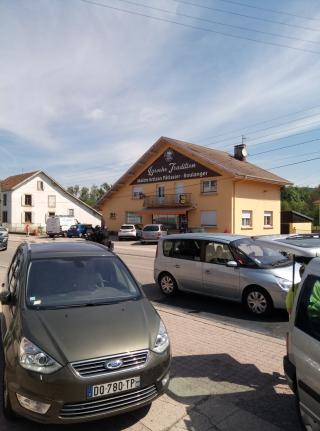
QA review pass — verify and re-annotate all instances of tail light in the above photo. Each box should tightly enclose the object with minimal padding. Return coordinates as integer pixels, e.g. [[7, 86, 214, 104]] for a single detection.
[[157, 232, 161, 238]]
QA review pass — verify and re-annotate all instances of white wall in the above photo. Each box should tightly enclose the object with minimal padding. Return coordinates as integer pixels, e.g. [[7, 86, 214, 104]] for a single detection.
[[7, 173, 101, 232]]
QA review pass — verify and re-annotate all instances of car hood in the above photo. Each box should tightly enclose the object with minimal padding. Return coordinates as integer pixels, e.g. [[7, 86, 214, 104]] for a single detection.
[[22, 298, 160, 364]]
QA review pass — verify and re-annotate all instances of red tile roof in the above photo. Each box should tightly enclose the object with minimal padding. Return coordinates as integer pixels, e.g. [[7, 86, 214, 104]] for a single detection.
[[0, 171, 39, 191]]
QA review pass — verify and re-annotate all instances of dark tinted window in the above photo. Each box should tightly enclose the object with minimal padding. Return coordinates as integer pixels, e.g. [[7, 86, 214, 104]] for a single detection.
[[143, 225, 159, 231], [295, 274, 320, 341], [26, 256, 140, 309], [163, 239, 201, 261]]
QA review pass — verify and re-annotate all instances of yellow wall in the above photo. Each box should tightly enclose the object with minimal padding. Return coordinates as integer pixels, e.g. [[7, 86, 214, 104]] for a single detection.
[[234, 181, 281, 235], [289, 222, 312, 234], [100, 143, 283, 235]]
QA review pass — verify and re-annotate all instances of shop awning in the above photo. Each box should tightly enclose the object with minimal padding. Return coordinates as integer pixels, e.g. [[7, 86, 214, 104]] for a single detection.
[[137, 207, 194, 215]]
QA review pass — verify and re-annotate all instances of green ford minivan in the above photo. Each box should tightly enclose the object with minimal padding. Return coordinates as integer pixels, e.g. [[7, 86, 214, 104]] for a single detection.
[[0, 241, 170, 423]]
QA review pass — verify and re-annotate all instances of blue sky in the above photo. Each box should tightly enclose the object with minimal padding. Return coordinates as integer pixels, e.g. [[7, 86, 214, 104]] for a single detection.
[[1, 0, 320, 187]]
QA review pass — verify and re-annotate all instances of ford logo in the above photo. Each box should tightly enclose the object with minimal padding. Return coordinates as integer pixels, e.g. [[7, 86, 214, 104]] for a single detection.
[[105, 359, 123, 370]]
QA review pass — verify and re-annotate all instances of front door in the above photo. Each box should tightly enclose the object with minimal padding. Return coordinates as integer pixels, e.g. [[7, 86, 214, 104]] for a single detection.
[[175, 183, 184, 204], [156, 185, 165, 205], [202, 241, 240, 300]]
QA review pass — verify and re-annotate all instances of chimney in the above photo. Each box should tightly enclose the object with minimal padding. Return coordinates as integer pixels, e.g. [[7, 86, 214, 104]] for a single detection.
[[234, 144, 247, 161]]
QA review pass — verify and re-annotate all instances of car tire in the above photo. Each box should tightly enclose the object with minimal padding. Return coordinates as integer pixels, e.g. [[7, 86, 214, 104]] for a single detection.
[[159, 272, 178, 296], [243, 286, 273, 316]]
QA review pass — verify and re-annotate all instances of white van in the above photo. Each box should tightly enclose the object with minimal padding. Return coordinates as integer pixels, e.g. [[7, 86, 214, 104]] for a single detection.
[[284, 258, 320, 430], [46, 215, 78, 237]]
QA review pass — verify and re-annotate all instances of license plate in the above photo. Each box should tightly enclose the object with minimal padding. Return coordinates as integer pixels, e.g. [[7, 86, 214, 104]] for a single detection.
[[87, 376, 140, 399]]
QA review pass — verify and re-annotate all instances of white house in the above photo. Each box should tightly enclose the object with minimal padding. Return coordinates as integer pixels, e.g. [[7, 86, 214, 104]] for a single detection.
[[0, 170, 101, 233]]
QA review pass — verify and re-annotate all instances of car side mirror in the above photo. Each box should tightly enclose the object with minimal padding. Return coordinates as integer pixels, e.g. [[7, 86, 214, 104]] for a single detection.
[[226, 260, 238, 267], [0, 290, 12, 305]]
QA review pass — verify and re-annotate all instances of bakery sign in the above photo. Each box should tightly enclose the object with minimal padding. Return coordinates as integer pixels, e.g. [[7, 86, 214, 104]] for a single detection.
[[131, 148, 221, 185]]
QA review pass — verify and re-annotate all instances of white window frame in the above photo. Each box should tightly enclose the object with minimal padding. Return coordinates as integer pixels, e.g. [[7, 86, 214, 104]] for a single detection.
[[200, 210, 217, 227], [48, 195, 56, 208], [201, 180, 217, 194], [241, 210, 252, 228], [264, 211, 273, 227], [37, 180, 44, 191], [132, 187, 144, 200]]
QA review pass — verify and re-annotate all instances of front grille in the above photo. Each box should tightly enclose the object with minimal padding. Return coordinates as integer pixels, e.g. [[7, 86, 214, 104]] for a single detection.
[[60, 385, 158, 418], [71, 350, 149, 377]]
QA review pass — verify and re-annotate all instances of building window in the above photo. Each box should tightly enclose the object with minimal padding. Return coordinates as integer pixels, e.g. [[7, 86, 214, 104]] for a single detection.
[[132, 187, 144, 199], [3, 194, 7, 207], [201, 180, 217, 193], [264, 211, 273, 227], [24, 212, 32, 223], [48, 212, 55, 217], [241, 210, 252, 228], [201, 210, 217, 227], [2, 211, 8, 223], [48, 195, 56, 208], [68, 209, 74, 216], [37, 180, 44, 191], [126, 212, 142, 224], [24, 194, 32, 206]]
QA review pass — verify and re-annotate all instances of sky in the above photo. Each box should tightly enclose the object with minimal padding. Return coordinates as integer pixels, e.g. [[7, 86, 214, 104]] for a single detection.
[[1, 0, 320, 188]]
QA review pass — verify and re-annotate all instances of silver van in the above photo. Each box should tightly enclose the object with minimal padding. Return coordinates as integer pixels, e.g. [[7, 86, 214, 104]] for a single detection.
[[154, 233, 300, 316], [284, 258, 320, 430]]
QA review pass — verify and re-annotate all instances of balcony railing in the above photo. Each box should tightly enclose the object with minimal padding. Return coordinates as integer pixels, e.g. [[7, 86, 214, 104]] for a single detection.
[[143, 193, 192, 208]]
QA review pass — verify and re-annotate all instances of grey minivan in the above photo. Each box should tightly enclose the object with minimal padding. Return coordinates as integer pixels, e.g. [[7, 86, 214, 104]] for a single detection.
[[154, 233, 300, 316], [0, 242, 170, 423]]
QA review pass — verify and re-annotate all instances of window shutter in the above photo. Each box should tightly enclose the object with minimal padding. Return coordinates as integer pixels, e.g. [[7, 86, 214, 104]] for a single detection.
[[201, 210, 217, 226]]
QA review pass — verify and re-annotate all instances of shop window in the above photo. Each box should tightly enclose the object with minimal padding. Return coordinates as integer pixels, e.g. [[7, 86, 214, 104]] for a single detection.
[[241, 210, 252, 228], [264, 211, 273, 227], [201, 180, 217, 193], [48, 195, 56, 208], [126, 212, 142, 224], [200, 210, 217, 227]]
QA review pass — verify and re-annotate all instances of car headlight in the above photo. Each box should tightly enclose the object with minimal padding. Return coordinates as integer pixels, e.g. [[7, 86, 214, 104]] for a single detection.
[[276, 277, 292, 292], [152, 320, 170, 353], [19, 337, 62, 374]]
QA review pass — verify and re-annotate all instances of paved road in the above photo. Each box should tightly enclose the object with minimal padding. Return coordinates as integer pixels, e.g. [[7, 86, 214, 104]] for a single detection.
[[0, 236, 288, 339]]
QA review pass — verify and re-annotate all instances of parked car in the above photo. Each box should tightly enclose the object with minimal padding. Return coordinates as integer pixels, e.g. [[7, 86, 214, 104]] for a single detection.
[[0, 226, 8, 251], [141, 224, 168, 244], [284, 257, 320, 430], [67, 223, 93, 238], [118, 224, 143, 240], [154, 233, 301, 316], [46, 215, 78, 237], [0, 241, 170, 423], [254, 234, 320, 258]]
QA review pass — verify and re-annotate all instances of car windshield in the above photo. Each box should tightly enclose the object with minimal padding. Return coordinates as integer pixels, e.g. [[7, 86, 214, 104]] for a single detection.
[[121, 225, 134, 229], [26, 256, 141, 309], [232, 238, 291, 268], [143, 225, 159, 231]]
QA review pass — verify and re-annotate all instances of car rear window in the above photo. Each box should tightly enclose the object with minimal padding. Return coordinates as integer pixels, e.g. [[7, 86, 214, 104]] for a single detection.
[[143, 225, 159, 231], [121, 225, 134, 229], [26, 256, 141, 309]]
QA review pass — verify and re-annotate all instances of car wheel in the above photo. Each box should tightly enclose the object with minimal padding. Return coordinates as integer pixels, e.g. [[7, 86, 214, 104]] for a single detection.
[[2, 368, 15, 420], [243, 286, 273, 316], [159, 273, 178, 296]]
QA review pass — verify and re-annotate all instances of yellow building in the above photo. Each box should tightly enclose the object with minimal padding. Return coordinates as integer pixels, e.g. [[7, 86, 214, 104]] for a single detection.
[[98, 137, 291, 235]]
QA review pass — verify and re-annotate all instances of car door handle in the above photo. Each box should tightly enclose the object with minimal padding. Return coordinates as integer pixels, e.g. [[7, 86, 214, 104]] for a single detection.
[[175, 264, 180, 268]]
